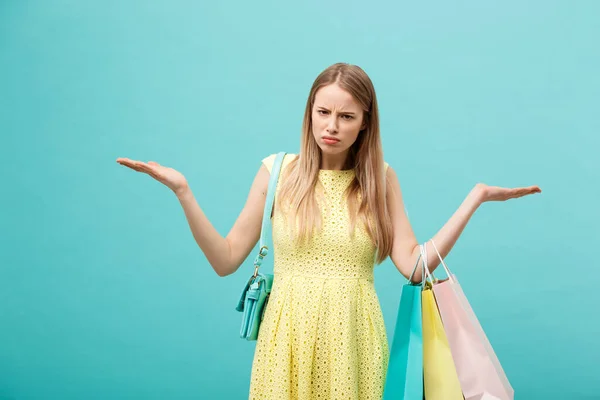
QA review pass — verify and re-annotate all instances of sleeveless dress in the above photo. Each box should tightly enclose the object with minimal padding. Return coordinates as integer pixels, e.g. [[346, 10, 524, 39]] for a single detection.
[[249, 153, 390, 400]]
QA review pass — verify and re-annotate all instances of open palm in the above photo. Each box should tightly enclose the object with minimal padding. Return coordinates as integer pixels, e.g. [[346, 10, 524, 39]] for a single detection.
[[475, 183, 542, 203], [116, 157, 188, 194]]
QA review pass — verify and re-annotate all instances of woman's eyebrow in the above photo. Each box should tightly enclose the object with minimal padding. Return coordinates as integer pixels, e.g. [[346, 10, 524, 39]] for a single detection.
[[316, 106, 356, 115]]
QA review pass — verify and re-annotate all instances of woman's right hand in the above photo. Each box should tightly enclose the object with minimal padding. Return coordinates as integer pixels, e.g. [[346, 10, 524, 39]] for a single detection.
[[116, 157, 189, 196]]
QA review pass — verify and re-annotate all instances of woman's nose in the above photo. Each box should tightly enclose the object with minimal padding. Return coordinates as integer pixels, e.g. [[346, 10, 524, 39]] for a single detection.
[[326, 117, 338, 133]]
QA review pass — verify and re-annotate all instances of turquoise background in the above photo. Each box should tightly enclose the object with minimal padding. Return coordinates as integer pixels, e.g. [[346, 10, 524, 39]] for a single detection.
[[1, 1, 598, 399]]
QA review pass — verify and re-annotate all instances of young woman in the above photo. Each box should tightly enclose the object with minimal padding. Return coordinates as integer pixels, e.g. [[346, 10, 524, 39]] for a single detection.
[[116, 63, 541, 399]]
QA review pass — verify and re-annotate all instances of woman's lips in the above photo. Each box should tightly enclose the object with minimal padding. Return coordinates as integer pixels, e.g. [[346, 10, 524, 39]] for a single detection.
[[323, 136, 340, 145]]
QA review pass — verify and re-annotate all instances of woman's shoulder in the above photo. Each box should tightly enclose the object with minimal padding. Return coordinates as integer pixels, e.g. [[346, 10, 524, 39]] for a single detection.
[[261, 152, 298, 174]]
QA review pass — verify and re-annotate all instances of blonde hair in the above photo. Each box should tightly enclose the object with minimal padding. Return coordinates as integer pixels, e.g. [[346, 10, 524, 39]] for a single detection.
[[276, 62, 393, 264]]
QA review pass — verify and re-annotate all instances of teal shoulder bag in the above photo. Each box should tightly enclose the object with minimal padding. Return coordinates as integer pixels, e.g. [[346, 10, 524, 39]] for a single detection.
[[235, 152, 287, 341]]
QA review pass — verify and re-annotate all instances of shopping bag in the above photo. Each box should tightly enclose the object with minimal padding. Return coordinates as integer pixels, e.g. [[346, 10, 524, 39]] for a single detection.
[[429, 239, 514, 399], [383, 253, 424, 400], [421, 243, 464, 400]]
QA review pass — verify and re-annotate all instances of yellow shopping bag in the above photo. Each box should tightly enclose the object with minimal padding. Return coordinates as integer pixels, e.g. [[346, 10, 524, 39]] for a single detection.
[[421, 244, 463, 399]]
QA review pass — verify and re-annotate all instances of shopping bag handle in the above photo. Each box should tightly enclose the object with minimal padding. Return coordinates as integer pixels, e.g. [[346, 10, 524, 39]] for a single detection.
[[428, 239, 455, 283], [407, 251, 424, 284], [419, 242, 436, 291]]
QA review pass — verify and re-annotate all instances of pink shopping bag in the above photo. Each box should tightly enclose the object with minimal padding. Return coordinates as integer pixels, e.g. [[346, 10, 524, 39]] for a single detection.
[[425, 240, 514, 400]]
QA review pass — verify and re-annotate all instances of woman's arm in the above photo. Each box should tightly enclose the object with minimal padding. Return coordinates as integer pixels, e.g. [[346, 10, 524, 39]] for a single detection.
[[176, 165, 270, 277], [116, 156, 270, 278], [386, 166, 541, 283]]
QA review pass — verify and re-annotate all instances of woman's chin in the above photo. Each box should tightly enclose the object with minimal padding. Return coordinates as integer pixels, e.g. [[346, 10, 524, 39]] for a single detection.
[[318, 144, 345, 154]]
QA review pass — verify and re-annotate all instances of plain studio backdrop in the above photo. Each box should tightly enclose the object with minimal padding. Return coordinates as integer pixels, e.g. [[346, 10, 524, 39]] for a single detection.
[[1, 1, 598, 399]]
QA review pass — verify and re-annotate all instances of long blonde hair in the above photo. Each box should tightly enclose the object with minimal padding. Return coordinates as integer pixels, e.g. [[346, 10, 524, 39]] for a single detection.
[[276, 62, 393, 264]]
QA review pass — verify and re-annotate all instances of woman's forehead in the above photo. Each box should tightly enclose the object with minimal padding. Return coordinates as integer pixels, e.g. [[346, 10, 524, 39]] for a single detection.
[[314, 84, 360, 110]]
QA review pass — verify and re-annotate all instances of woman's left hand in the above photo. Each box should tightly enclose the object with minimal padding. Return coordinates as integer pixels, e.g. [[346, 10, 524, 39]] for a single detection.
[[473, 183, 542, 204]]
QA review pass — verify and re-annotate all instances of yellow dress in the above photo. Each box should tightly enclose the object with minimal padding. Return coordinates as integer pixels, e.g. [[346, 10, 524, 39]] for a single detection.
[[249, 153, 389, 400]]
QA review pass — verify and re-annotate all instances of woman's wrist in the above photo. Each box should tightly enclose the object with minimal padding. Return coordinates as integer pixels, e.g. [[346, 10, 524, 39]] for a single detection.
[[174, 184, 192, 201]]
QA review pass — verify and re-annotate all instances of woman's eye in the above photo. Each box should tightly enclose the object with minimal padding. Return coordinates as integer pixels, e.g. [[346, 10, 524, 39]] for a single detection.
[[341, 115, 353, 120], [318, 110, 329, 115]]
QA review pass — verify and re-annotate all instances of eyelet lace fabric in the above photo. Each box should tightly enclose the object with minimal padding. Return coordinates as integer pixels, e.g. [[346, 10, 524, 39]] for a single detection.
[[249, 154, 390, 400]]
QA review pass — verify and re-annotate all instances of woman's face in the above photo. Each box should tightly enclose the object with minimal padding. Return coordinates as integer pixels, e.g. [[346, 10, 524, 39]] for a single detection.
[[311, 83, 365, 159]]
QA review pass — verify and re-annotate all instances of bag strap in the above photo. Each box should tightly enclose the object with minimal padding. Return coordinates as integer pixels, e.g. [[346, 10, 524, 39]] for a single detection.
[[430, 239, 455, 282], [420, 242, 435, 291], [252, 152, 287, 277], [407, 251, 424, 284]]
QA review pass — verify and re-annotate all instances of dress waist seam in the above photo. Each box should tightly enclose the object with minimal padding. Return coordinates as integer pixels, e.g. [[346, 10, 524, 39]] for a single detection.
[[275, 273, 373, 281]]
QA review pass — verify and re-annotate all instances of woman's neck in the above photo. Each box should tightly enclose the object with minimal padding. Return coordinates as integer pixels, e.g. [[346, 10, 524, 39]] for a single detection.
[[320, 151, 352, 170]]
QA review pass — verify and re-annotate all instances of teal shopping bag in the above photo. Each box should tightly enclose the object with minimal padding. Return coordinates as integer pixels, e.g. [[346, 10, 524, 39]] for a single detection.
[[383, 252, 424, 400]]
